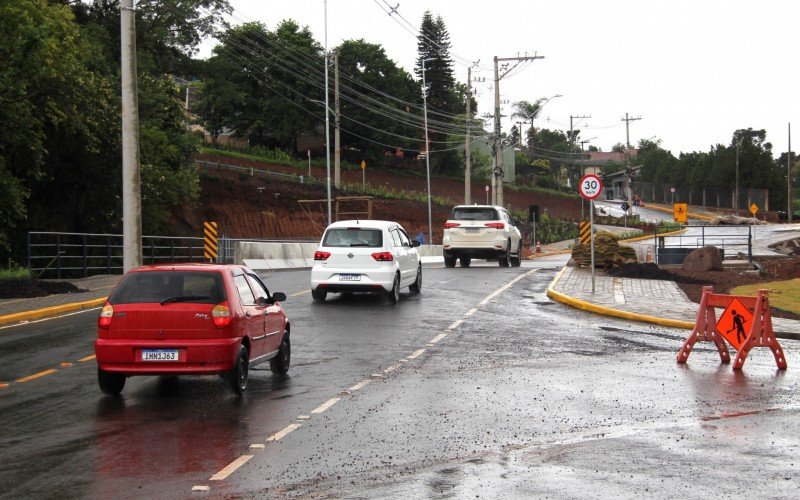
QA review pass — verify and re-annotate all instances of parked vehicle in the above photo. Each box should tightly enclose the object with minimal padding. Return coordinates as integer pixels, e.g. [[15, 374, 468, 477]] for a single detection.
[[94, 264, 290, 395], [442, 205, 523, 268], [310, 220, 422, 303]]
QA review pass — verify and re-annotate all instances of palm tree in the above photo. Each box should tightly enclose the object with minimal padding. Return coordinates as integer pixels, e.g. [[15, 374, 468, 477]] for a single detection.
[[511, 97, 550, 155]]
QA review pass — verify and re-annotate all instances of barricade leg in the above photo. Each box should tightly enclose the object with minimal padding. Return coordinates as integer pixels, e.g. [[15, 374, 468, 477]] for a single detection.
[[677, 286, 730, 364], [732, 291, 787, 370]]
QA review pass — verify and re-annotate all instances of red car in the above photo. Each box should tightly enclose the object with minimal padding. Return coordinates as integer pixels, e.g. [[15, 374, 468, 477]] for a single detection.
[[94, 264, 290, 395]]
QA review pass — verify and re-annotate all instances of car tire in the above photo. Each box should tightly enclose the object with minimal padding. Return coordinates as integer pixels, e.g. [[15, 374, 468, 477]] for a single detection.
[[311, 289, 327, 302], [498, 242, 511, 267], [270, 333, 291, 375], [228, 345, 249, 395], [387, 273, 400, 303], [444, 255, 457, 268], [511, 242, 522, 267], [98, 368, 125, 396], [459, 257, 471, 268], [409, 265, 422, 293]]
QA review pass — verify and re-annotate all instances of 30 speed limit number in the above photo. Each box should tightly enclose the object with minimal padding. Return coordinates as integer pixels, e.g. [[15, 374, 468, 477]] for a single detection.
[[578, 173, 604, 200]]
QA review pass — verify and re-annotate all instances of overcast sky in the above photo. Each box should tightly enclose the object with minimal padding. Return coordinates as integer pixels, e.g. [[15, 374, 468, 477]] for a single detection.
[[204, 0, 799, 158]]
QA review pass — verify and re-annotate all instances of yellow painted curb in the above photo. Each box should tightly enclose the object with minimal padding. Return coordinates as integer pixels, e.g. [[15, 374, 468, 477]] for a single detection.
[[619, 228, 687, 243], [644, 204, 717, 221], [0, 297, 108, 326], [546, 267, 695, 329]]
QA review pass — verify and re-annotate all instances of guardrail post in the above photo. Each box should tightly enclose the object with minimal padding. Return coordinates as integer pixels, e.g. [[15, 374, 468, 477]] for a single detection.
[[27, 232, 31, 270], [56, 234, 62, 279], [83, 234, 88, 277], [150, 240, 156, 264], [748, 226, 753, 263], [170, 239, 175, 262], [189, 239, 193, 262], [107, 235, 112, 274]]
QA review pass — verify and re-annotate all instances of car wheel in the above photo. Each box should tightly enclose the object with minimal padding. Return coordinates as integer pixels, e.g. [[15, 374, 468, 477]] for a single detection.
[[409, 265, 422, 293], [228, 345, 249, 395], [270, 333, 291, 375], [311, 289, 327, 302], [444, 255, 457, 268], [459, 257, 471, 268], [498, 242, 511, 267], [511, 242, 522, 267], [387, 273, 400, 303], [98, 368, 125, 396]]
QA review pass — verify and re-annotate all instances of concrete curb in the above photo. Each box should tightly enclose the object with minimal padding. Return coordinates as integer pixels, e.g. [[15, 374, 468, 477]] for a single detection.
[[546, 266, 800, 341], [0, 297, 107, 327]]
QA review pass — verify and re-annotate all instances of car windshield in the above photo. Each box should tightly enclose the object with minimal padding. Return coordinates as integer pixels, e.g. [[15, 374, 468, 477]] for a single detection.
[[109, 271, 225, 305], [450, 207, 499, 221], [322, 228, 383, 247]]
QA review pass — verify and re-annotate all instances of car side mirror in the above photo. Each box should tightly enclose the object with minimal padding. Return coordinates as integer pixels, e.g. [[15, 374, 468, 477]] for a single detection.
[[270, 292, 287, 303], [411, 240, 421, 247], [513, 219, 522, 226]]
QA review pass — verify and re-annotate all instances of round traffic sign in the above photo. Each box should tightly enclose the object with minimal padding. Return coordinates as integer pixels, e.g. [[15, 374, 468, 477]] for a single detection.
[[578, 174, 603, 200], [485, 185, 489, 192], [670, 187, 676, 193]]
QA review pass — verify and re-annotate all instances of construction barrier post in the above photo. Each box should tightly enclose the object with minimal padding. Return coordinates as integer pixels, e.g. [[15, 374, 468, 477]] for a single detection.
[[677, 286, 731, 364], [732, 290, 787, 370]]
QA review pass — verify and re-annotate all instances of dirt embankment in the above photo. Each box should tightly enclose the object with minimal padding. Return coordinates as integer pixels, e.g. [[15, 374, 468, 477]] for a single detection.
[[178, 153, 581, 242]]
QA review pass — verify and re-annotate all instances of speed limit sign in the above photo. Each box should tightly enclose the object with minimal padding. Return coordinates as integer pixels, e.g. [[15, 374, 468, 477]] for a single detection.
[[578, 173, 604, 200]]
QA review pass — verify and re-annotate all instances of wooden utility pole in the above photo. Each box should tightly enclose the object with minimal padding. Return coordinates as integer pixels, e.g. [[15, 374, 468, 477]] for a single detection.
[[621, 113, 641, 214], [492, 53, 545, 207], [789, 123, 793, 222], [569, 114, 591, 187], [334, 50, 341, 189], [465, 66, 472, 205]]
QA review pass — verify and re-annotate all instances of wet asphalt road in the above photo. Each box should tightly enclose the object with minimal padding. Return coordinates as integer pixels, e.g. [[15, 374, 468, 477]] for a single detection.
[[1, 257, 799, 498]]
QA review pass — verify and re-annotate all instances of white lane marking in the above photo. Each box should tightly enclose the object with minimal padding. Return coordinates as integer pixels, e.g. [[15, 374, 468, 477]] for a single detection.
[[349, 379, 372, 391], [447, 319, 463, 330], [266, 423, 302, 442], [297, 415, 311, 420], [249, 444, 265, 450], [430, 333, 447, 344], [0, 307, 101, 331], [478, 269, 535, 306], [465, 308, 478, 317], [407, 348, 426, 359], [311, 397, 341, 414], [192, 485, 210, 492], [209, 455, 253, 481], [383, 363, 401, 373], [612, 278, 625, 304]]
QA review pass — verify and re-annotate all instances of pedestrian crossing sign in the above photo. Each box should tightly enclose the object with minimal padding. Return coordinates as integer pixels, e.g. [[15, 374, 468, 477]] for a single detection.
[[715, 297, 753, 350], [673, 203, 688, 223]]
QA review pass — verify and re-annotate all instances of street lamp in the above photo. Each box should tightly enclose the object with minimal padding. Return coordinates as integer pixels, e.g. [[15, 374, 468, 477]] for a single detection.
[[256, 186, 266, 235], [421, 57, 435, 245], [323, 0, 332, 225]]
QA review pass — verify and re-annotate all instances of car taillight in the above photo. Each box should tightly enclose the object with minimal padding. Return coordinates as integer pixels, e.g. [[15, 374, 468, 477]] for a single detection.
[[443, 222, 460, 229], [212, 302, 232, 328], [371, 252, 394, 261], [484, 222, 505, 229], [98, 303, 113, 328], [314, 251, 331, 260]]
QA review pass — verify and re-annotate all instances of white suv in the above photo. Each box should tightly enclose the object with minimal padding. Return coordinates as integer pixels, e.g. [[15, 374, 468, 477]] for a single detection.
[[442, 205, 523, 268], [310, 220, 422, 303]]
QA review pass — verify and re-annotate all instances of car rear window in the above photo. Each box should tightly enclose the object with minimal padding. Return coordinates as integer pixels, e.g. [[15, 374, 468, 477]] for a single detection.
[[109, 271, 226, 305], [450, 207, 499, 221], [322, 228, 383, 247]]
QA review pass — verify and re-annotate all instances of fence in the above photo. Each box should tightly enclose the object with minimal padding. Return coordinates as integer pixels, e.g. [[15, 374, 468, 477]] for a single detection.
[[653, 225, 752, 265], [632, 182, 768, 213]]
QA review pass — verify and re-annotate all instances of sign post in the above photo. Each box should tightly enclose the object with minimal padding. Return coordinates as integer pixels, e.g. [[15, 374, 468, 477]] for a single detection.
[[750, 203, 759, 239], [579, 173, 604, 293], [485, 185, 489, 204], [307, 149, 311, 177], [360, 160, 366, 186]]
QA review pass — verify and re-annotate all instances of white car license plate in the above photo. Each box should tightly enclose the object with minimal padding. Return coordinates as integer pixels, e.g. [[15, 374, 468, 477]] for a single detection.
[[141, 349, 179, 361], [339, 274, 361, 281], [465, 228, 480, 234]]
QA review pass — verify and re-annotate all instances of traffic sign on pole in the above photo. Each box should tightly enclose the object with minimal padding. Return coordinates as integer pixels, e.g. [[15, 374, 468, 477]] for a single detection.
[[578, 173, 603, 200]]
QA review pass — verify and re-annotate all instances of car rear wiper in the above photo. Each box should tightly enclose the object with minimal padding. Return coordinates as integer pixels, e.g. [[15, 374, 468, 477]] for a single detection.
[[160, 295, 209, 305], [349, 243, 372, 247]]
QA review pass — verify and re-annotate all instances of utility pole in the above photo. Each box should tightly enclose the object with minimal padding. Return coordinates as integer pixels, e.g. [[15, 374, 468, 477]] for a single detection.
[[334, 50, 341, 189], [121, 0, 142, 272], [465, 66, 472, 205], [493, 53, 544, 206], [735, 139, 740, 215], [789, 123, 793, 222], [517, 121, 523, 146], [569, 114, 590, 188], [621, 113, 641, 215]]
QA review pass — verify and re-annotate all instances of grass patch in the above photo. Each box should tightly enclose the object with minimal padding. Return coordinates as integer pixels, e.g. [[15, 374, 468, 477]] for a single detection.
[[730, 278, 800, 315], [0, 268, 32, 281]]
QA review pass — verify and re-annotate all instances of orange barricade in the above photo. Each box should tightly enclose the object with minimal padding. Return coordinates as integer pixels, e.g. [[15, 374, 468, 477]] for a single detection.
[[677, 286, 787, 370]]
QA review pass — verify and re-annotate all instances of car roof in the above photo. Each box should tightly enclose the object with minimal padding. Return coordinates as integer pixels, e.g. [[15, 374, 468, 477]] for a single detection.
[[129, 263, 248, 274], [451, 205, 503, 210], [325, 219, 401, 230]]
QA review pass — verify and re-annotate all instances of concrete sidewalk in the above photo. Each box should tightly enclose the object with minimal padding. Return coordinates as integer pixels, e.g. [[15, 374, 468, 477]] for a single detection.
[[547, 266, 800, 339]]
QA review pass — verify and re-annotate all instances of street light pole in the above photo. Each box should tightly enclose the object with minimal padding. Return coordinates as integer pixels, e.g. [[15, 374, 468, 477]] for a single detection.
[[422, 57, 434, 245], [274, 193, 280, 237], [323, 0, 332, 225]]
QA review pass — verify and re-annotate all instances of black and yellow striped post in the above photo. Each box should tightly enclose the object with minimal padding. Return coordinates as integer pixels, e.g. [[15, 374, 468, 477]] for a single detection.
[[579, 221, 592, 245], [203, 221, 218, 262]]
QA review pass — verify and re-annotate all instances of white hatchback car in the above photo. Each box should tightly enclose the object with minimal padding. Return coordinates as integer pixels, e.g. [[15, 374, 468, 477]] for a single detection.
[[310, 220, 422, 303], [442, 205, 523, 268]]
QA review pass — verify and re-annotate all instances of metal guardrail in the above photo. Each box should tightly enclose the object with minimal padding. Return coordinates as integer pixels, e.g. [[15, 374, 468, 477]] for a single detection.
[[195, 159, 328, 188], [27, 232, 319, 279], [654, 225, 752, 265]]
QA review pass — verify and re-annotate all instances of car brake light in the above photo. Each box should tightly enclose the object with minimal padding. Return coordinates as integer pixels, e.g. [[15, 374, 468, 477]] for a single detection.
[[212, 302, 232, 328], [484, 222, 505, 229], [314, 251, 331, 260], [371, 252, 394, 261], [98, 303, 113, 328], [443, 222, 460, 229]]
